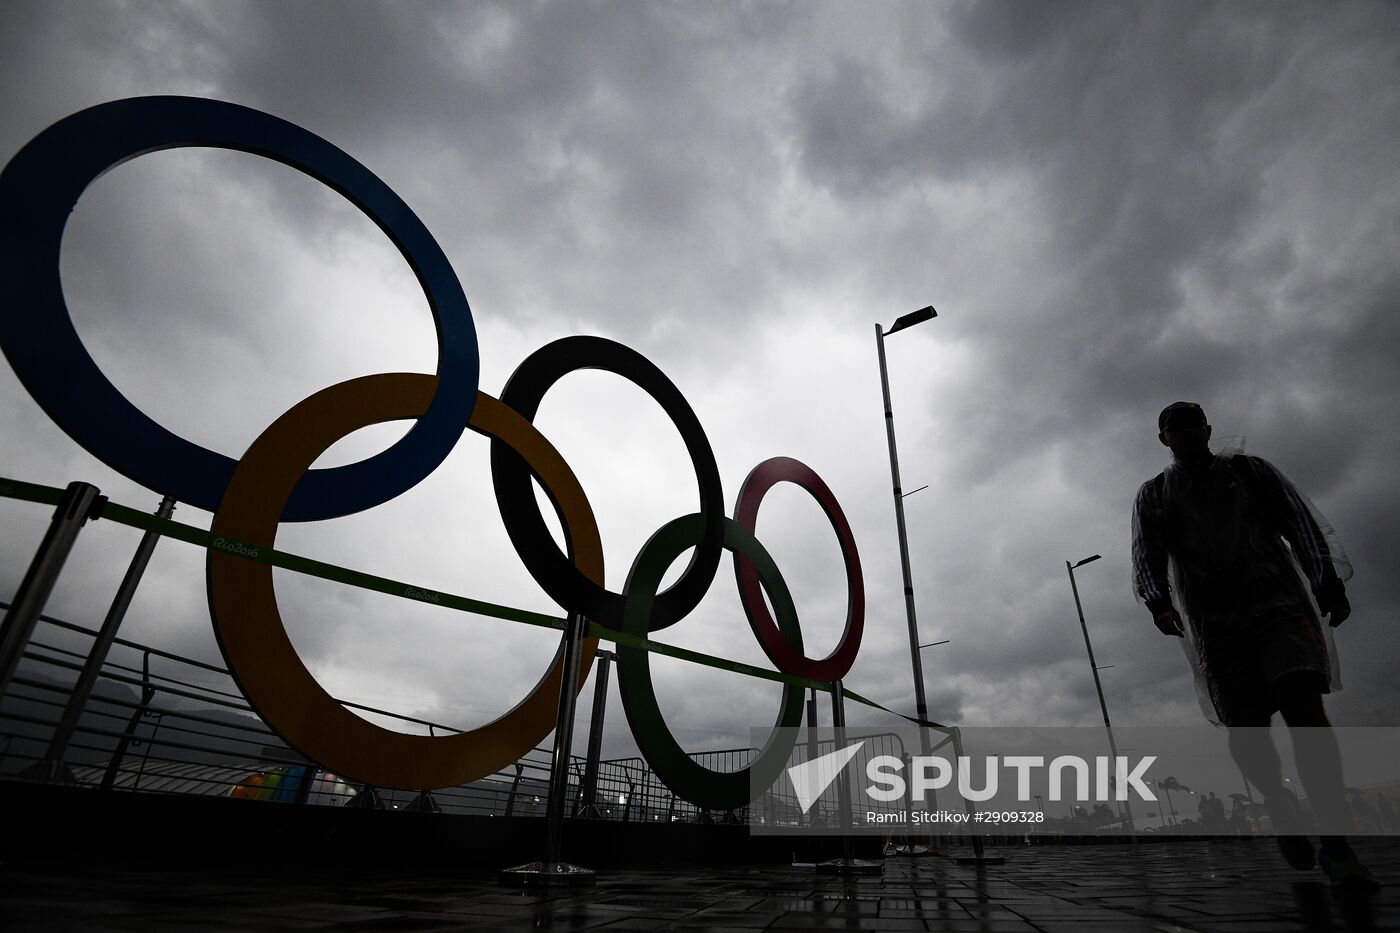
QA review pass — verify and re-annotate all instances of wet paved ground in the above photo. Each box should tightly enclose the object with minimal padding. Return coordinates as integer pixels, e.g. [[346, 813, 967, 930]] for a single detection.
[[3, 838, 1396, 931]]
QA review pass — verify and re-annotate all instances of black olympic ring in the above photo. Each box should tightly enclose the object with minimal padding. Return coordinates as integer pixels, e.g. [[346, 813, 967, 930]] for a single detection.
[[491, 335, 726, 633]]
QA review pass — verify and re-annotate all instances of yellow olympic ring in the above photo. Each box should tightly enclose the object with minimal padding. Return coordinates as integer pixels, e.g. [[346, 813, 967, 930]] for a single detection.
[[208, 374, 601, 790]]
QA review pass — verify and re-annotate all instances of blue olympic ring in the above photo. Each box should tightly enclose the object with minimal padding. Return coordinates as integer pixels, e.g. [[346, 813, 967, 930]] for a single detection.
[[0, 96, 478, 520]]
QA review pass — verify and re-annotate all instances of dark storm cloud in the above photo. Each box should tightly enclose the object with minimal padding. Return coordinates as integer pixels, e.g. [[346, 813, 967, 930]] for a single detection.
[[781, 0, 1400, 726], [792, 0, 1398, 428], [0, 1, 799, 352], [163, 0, 802, 344]]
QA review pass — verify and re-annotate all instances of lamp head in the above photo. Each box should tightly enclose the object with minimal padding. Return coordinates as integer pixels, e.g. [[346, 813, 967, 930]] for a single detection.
[[887, 306, 937, 335]]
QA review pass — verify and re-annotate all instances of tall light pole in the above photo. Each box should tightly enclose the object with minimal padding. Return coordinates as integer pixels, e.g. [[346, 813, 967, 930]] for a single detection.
[[876, 306, 937, 751], [1066, 554, 1137, 843]]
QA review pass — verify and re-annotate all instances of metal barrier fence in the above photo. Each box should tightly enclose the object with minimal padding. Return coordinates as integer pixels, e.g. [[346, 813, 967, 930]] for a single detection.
[[573, 748, 758, 825], [0, 601, 756, 822]]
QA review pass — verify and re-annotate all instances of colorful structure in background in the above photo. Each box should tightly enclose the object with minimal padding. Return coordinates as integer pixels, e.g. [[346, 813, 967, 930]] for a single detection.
[[230, 766, 353, 805], [0, 97, 864, 810]]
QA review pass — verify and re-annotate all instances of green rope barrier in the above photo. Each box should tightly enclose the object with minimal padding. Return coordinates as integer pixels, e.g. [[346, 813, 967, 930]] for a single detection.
[[1, 476, 948, 731]]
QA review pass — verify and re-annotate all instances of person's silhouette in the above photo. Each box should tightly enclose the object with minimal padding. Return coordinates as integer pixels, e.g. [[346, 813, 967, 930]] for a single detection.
[[1131, 402, 1375, 889]]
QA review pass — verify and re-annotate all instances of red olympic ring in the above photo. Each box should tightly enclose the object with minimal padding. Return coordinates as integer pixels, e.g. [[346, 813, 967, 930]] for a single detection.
[[733, 457, 865, 682]]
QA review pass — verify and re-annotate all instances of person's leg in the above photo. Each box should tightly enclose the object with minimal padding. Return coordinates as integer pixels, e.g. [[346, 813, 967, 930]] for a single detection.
[[1212, 637, 1287, 799], [1226, 709, 1316, 869], [1275, 673, 1349, 840], [1227, 714, 1286, 800], [1208, 621, 1323, 868], [1275, 671, 1377, 888]]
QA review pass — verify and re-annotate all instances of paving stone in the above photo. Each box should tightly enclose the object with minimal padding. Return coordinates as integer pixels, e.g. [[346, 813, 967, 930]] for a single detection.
[[2, 838, 1396, 931]]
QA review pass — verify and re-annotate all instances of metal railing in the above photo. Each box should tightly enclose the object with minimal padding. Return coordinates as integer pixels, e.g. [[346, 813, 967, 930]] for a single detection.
[[573, 747, 758, 824], [0, 601, 755, 821]]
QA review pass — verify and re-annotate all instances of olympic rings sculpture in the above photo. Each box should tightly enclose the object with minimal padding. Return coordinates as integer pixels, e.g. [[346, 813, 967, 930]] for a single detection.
[[0, 97, 865, 807]]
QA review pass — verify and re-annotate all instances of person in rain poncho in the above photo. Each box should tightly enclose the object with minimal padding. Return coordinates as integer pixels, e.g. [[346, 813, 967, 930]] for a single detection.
[[1131, 402, 1375, 889]]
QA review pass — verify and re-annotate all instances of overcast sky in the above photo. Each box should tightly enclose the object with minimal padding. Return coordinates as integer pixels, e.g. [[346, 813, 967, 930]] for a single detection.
[[2, 2, 1398, 782]]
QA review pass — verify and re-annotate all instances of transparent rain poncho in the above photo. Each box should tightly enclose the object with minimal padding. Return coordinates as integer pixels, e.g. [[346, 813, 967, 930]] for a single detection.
[[1131, 439, 1352, 725]]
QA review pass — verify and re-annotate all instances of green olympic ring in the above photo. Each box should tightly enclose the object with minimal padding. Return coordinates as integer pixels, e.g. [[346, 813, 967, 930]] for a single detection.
[[617, 514, 806, 811]]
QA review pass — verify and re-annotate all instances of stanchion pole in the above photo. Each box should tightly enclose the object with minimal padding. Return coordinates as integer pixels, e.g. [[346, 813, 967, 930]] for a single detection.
[[0, 482, 105, 700], [817, 680, 881, 876], [500, 611, 595, 886], [805, 687, 819, 828], [834, 681, 855, 856], [27, 494, 176, 782], [950, 726, 1004, 865], [575, 649, 613, 817]]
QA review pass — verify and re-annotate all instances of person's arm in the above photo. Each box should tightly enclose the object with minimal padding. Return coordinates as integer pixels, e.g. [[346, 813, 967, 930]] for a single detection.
[[1248, 456, 1351, 625], [1132, 477, 1182, 636]]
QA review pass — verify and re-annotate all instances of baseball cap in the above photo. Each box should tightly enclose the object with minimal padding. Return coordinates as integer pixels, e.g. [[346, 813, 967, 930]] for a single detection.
[[1158, 401, 1207, 431]]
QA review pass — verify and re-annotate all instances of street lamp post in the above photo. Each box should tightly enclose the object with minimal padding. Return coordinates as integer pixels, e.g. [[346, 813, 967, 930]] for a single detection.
[[876, 306, 937, 752], [1066, 554, 1137, 844]]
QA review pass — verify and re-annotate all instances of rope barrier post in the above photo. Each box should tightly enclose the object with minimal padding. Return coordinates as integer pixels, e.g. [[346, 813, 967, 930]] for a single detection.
[[950, 726, 1005, 866], [504, 763, 523, 816], [833, 681, 854, 847], [0, 481, 105, 701], [26, 494, 175, 782], [889, 750, 928, 857], [405, 790, 441, 813], [346, 785, 385, 809], [805, 687, 820, 828], [575, 648, 613, 817], [500, 611, 595, 886], [817, 680, 881, 876]]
